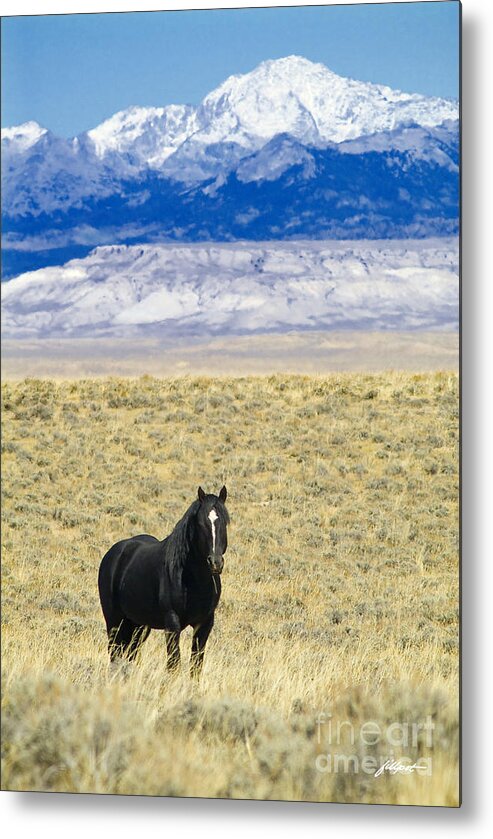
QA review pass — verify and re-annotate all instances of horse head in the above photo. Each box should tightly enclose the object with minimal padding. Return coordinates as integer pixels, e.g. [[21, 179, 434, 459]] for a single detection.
[[197, 485, 229, 574]]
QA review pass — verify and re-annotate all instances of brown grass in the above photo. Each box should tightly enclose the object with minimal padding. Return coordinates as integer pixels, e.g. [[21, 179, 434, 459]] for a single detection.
[[1, 372, 459, 804]]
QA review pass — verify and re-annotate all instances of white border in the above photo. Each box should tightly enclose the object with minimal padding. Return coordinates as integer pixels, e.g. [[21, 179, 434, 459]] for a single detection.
[[0, 0, 470, 18], [2, 0, 493, 834]]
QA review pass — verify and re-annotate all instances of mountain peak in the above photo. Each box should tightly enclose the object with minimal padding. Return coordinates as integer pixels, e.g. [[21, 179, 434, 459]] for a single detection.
[[2, 55, 457, 168], [256, 54, 335, 73], [196, 54, 457, 148], [86, 103, 196, 164], [1, 121, 47, 152]]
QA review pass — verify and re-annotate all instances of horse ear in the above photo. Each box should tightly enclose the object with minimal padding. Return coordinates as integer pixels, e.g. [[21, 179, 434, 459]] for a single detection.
[[198, 487, 206, 502], [219, 485, 227, 503]]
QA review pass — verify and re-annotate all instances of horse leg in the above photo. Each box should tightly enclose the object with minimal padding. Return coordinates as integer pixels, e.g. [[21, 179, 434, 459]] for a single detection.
[[190, 616, 214, 680], [165, 630, 181, 673], [127, 625, 151, 662], [108, 617, 141, 662]]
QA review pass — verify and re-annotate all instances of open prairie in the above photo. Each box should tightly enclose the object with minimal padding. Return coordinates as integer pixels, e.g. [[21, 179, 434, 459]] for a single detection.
[[1, 330, 459, 379], [1, 372, 459, 805]]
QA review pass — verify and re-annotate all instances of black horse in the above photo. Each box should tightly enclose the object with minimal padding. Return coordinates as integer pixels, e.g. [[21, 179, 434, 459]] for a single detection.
[[98, 486, 229, 679]]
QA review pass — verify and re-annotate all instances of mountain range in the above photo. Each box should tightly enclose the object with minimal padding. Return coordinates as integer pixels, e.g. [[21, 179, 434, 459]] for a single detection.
[[2, 56, 459, 280], [1, 239, 459, 338]]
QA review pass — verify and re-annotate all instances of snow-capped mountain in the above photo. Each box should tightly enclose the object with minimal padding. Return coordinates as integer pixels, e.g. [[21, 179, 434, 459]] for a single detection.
[[1, 128, 126, 217], [337, 119, 459, 168], [1, 56, 459, 280], [1, 239, 459, 338], [192, 56, 456, 145], [87, 104, 196, 168], [2, 56, 458, 197], [1, 121, 48, 157], [84, 56, 458, 172], [3, 117, 459, 279]]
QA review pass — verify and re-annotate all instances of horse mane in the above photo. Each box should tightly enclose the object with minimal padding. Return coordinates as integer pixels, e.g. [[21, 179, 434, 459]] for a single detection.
[[163, 499, 200, 573]]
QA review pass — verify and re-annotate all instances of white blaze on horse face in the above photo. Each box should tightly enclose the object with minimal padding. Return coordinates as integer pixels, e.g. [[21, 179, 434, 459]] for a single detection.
[[208, 509, 218, 553]]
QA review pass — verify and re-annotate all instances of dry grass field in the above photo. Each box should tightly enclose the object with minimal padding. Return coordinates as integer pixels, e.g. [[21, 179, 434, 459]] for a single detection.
[[1, 372, 459, 805]]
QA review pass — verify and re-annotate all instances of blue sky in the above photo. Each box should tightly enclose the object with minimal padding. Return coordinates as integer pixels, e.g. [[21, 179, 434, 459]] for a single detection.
[[1, 2, 460, 138]]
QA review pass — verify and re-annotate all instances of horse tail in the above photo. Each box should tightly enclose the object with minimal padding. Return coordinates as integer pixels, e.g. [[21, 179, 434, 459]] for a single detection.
[[98, 539, 131, 629]]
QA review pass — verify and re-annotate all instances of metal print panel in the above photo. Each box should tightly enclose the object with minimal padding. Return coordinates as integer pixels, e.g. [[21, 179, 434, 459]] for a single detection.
[[1, 1, 460, 806]]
